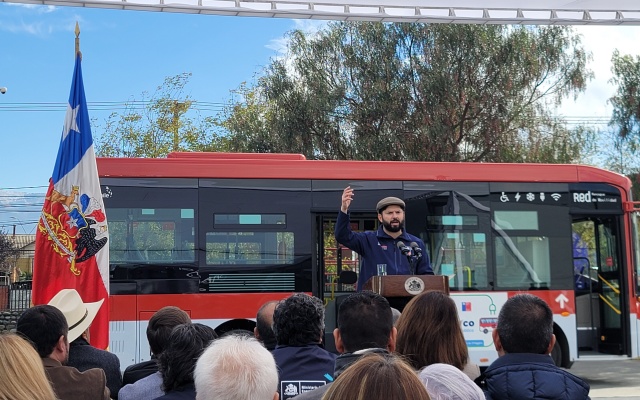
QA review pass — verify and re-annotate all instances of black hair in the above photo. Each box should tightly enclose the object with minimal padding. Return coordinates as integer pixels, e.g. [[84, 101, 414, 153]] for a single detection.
[[338, 291, 392, 353], [158, 323, 218, 392], [255, 300, 278, 350], [16, 305, 68, 358], [147, 306, 191, 356], [273, 293, 325, 346], [497, 293, 554, 354]]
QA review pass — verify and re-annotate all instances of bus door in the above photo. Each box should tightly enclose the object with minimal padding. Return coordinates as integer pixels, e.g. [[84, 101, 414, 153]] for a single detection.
[[318, 214, 376, 353], [318, 214, 376, 301], [573, 216, 627, 356]]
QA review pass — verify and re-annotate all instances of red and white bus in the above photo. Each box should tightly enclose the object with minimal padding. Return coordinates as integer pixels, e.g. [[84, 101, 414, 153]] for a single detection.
[[101, 152, 640, 369]]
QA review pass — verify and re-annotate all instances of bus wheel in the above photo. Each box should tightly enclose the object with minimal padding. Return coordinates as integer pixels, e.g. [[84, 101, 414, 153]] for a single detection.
[[551, 341, 562, 366], [551, 324, 570, 367]]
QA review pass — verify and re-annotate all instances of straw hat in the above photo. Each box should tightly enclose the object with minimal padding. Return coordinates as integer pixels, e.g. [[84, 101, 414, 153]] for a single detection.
[[47, 289, 104, 342]]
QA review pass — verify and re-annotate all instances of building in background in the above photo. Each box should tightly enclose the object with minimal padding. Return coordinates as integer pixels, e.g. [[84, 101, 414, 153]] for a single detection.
[[9, 234, 35, 282]]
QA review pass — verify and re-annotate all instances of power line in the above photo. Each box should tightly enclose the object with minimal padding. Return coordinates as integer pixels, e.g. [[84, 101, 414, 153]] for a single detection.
[[0, 100, 228, 113], [0, 195, 45, 198], [0, 205, 43, 209], [0, 197, 46, 201], [0, 185, 48, 190], [0, 203, 43, 208], [0, 203, 43, 207], [0, 220, 39, 226], [0, 101, 616, 121]]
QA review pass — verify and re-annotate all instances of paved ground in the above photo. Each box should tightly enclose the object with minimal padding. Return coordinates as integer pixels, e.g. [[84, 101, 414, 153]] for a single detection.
[[568, 359, 640, 399]]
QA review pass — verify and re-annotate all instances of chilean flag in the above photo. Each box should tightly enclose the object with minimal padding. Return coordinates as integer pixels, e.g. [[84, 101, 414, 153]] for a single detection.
[[33, 53, 110, 350]]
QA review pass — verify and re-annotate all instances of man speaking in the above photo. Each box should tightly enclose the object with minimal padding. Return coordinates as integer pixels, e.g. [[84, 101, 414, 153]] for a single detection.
[[335, 186, 433, 291]]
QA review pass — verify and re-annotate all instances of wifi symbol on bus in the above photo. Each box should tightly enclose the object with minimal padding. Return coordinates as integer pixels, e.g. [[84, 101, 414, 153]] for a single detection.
[[551, 193, 561, 201]]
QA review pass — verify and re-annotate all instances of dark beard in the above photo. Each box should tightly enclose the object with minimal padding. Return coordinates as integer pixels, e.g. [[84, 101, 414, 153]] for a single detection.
[[382, 220, 403, 233]]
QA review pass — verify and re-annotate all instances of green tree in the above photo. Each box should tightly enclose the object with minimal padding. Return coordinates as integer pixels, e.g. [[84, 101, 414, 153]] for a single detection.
[[606, 52, 640, 239], [220, 22, 593, 162], [95, 73, 224, 158], [0, 230, 19, 277], [595, 129, 640, 175], [609, 50, 640, 143], [608, 50, 640, 177], [628, 173, 640, 203]]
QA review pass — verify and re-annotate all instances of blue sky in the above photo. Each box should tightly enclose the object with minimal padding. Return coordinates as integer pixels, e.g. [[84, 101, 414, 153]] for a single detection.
[[1, 3, 640, 233], [0, 2, 308, 232], [0, 3, 303, 190]]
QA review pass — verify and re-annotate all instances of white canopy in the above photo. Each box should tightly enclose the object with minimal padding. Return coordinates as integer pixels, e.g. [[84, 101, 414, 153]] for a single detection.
[[2, 0, 640, 24]]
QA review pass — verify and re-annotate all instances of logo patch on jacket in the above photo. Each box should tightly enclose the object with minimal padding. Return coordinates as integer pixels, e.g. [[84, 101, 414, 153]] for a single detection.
[[280, 381, 326, 399]]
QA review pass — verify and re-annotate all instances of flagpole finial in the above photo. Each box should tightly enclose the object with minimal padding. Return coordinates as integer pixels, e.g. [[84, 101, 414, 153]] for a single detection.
[[75, 22, 82, 60]]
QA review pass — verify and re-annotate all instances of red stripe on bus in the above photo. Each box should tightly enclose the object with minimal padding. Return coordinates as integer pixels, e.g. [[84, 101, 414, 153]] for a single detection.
[[98, 157, 631, 189], [109, 292, 294, 321], [507, 290, 575, 315]]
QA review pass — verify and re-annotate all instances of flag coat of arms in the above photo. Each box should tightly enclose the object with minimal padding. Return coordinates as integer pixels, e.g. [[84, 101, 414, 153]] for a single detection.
[[33, 53, 110, 350]]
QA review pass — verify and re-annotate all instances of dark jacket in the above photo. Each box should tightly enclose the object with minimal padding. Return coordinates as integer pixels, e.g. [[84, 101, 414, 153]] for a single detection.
[[293, 348, 389, 400], [68, 337, 123, 398], [119, 371, 164, 400], [272, 344, 337, 400], [123, 359, 158, 385], [153, 382, 195, 400], [481, 353, 590, 400], [42, 357, 110, 400], [335, 210, 433, 290]]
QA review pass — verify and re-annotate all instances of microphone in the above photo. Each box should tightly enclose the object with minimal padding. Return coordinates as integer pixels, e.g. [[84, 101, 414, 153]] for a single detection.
[[397, 241, 413, 256], [410, 242, 423, 259]]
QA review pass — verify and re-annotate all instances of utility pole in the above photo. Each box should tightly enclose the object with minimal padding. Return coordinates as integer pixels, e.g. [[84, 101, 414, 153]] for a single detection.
[[172, 100, 183, 152]]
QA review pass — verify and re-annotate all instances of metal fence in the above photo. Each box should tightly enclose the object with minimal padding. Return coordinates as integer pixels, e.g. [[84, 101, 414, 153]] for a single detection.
[[0, 281, 32, 311]]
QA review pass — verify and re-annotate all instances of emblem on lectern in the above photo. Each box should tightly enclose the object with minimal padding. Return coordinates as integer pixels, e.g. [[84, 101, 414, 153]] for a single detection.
[[404, 277, 425, 295]]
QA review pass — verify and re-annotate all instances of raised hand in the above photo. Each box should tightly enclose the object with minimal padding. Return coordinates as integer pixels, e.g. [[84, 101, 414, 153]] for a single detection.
[[341, 186, 354, 213]]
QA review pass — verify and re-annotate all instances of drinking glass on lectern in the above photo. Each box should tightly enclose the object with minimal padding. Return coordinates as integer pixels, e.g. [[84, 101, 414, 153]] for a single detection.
[[377, 264, 387, 276]]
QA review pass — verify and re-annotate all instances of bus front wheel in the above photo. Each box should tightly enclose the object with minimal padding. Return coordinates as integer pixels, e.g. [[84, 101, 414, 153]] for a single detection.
[[551, 341, 562, 366], [551, 325, 570, 368]]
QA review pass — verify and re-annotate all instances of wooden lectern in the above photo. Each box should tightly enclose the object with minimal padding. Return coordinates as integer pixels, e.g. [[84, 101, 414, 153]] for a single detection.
[[362, 274, 449, 297]]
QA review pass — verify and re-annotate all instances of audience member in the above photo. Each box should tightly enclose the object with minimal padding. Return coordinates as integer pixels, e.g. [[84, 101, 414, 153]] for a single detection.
[[391, 307, 401, 326], [480, 294, 590, 399], [124, 306, 191, 384], [48, 288, 123, 398], [272, 293, 336, 399], [156, 323, 218, 400], [220, 328, 254, 338], [395, 290, 480, 380], [254, 300, 279, 350], [321, 353, 430, 400], [418, 363, 484, 400], [194, 334, 278, 400], [16, 304, 110, 400], [0, 333, 57, 400], [119, 306, 192, 400], [294, 291, 396, 400]]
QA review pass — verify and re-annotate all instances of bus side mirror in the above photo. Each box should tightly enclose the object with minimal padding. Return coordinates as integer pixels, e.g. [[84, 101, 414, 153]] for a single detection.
[[339, 270, 357, 285]]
